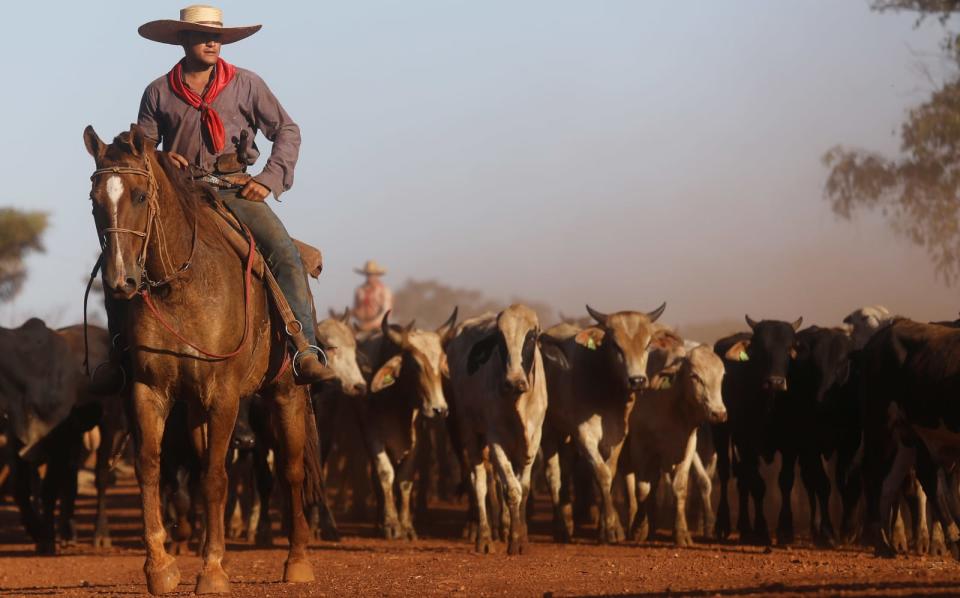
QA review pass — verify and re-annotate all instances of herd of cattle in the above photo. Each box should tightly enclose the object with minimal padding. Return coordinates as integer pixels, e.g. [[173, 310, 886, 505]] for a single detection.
[[3, 302, 960, 562]]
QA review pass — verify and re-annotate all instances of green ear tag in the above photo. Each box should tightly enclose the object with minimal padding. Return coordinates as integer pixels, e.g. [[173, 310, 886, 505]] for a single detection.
[[659, 378, 672, 390], [738, 350, 749, 362], [383, 374, 395, 386], [587, 338, 597, 351]]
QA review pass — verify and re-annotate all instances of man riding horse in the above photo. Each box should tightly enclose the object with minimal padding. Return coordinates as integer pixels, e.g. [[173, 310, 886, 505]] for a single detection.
[[132, 4, 332, 384]]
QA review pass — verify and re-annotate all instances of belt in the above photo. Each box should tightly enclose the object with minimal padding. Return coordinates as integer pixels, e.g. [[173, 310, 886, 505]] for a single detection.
[[195, 174, 242, 189]]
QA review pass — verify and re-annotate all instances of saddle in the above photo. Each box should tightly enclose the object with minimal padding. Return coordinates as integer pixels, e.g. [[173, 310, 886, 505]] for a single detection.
[[207, 190, 323, 333]]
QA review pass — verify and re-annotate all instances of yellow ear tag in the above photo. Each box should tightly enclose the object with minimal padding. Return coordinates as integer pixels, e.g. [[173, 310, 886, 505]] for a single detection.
[[383, 374, 395, 386], [738, 351, 749, 362], [658, 378, 672, 390], [587, 337, 597, 351]]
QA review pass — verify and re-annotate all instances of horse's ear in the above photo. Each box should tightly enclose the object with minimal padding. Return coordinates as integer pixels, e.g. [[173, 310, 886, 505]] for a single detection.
[[128, 124, 147, 157], [83, 126, 106, 160]]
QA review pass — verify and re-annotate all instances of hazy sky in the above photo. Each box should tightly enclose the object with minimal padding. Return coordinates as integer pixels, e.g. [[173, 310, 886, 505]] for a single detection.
[[1, 1, 956, 329]]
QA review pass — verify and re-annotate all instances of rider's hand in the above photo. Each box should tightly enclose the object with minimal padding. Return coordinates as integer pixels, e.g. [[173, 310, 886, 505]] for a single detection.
[[166, 151, 189, 169], [240, 179, 271, 202]]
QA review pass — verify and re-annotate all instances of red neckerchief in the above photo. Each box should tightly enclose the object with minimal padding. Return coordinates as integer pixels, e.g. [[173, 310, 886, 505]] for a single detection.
[[167, 58, 237, 153]]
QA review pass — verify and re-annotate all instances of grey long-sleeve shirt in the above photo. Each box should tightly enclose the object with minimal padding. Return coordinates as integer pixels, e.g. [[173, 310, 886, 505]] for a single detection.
[[137, 66, 301, 198]]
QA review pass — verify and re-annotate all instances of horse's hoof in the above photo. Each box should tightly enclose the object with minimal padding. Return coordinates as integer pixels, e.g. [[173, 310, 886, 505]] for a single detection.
[[145, 557, 181, 596], [283, 558, 315, 583], [507, 537, 529, 555], [195, 568, 231, 594]]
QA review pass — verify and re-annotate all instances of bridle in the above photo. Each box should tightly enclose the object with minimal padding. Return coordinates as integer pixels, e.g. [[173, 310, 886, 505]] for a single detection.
[[90, 155, 198, 289]]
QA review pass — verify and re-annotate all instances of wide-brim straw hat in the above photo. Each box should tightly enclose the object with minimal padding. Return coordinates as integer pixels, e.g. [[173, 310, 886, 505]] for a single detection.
[[355, 260, 387, 276], [139, 5, 261, 45]]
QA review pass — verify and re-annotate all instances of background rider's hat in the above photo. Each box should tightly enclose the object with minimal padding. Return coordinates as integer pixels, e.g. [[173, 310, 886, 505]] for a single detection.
[[138, 5, 262, 45], [355, 260, 388, 276]]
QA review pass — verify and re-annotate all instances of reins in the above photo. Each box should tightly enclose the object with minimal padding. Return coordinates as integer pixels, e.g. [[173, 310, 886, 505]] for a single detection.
[[89, 154, 255, 361]]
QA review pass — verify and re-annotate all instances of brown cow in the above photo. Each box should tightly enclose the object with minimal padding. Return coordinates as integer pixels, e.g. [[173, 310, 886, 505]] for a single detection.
[[446, 305, 559, 554], [624, 344, 727, 546], [357, 309, 457, 539], [541, 303, 669, 543]]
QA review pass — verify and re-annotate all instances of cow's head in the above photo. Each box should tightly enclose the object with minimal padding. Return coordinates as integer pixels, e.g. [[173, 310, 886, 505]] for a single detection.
[[660, 345, 727, 424], [371, 308, 457, 418], [316, 309, 368, 398], [466, 304, 557, 398], [842, 305, 892, 350], [791, 326, 853, 404], [574, 303, 668, 392], [723, 315, 802, 393]]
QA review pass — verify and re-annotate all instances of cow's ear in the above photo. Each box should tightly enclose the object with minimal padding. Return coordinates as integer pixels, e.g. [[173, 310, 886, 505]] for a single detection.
[[538, 334, 570, 370], [440, 352, 451, 378], [724, 339, 751, 362], [371, 355, 403, 392], [467, 332, 498, 375], [650, 329, 683, 350], [356, 349, 372, 375], [575, 327, 605, 351], [789, 346, 799, 360]]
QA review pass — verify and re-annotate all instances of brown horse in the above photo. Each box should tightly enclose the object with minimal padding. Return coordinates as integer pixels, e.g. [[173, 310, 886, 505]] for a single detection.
[[83, 124, 314, 595]]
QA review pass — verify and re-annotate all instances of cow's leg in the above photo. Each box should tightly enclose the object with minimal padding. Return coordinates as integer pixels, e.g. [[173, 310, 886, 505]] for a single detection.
[[397, 456, 418, 541], [490, 442, 527, 555], [542, 433, 573, 543], [94, 424, 123, 550], [800, 450, 835, 548], [747, 456, 771, 545], [671, 433, 697, 547], [578, 427, 624, 544], [269, 385, 316, 584], [776, 451, 797, 546], [713, 423, 732, 540], [876, 443, 913, 557], [12, 458, 44, 551], [735, 450, 755, 542], [837, 447, 862, 545], [632, 479, 652, 542], [909, 475, 930, 555], [691, 451, 715, 537], [252, 444, 274, 546], [624, 471, 637, 539], [132, 384, 179, 595], [373, 450, 403, 540], [470, 461, 495, 553], [56, 431, 83, 547], [38, 454, 61, 554], [916, 452, 960, 560]]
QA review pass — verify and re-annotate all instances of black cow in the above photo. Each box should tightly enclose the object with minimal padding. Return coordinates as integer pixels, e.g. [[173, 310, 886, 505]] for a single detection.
[[713, 315, 802, 545], [859, 318, 960, 559], [774, 326, 853, 546]]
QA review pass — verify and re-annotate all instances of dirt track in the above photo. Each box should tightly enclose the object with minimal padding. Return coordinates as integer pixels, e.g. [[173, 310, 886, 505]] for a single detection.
[[1, 476, 959, 597]]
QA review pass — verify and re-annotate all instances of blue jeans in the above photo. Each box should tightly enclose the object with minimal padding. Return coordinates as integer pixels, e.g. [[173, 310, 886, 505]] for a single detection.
[[219, 190, 317, 343]]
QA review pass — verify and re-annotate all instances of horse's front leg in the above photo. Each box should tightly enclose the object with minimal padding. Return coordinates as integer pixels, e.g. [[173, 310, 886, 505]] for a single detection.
[[194, 395, 238, 594], [132, 383, 179, 596], [271, 383, 316, 583]]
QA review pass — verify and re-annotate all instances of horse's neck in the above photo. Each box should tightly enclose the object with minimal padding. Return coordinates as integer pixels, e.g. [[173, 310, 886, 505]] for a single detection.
[[143, 163, 225, 289]]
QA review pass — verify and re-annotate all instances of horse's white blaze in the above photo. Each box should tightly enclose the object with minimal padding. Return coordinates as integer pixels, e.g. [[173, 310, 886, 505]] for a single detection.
[[105, 175, 125, 277]]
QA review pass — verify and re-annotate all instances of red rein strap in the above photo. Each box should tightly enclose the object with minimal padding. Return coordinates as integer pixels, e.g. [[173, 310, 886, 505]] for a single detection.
[[139, 227, 256, 360]]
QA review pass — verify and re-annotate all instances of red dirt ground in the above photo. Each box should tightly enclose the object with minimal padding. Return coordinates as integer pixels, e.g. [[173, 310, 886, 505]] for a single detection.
[[0, 474, 959, 597]]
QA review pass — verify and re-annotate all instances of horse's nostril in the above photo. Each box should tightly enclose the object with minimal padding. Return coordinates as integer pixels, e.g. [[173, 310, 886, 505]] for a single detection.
[[124, 277, 138, 289]]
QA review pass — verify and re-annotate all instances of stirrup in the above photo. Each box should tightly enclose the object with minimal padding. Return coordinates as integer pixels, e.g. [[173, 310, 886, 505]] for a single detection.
[[292, 344, 329, 377]]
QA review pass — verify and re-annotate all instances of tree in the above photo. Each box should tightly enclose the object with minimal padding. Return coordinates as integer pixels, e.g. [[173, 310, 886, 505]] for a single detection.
[[823, 1, 960, 282], [0, 208, 48, 301], [389, 278, 557, 329]]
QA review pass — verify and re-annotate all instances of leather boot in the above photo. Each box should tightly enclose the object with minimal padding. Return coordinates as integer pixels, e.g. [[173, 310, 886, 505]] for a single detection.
[[290, 329, 338, 385]]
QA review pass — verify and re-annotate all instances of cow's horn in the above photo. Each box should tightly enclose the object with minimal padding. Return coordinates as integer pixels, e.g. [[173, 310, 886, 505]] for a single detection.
[[646, 302, 667, 322], [586, 305, 608, 325], [437, 306, 458, 335], [382, 310, 405, 346], [791, 317, 803, 331], [745, 315, 759, 330]]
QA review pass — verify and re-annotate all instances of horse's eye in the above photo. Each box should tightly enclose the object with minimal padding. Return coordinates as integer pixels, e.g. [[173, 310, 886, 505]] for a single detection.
[[135, 192, 147, 204]]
